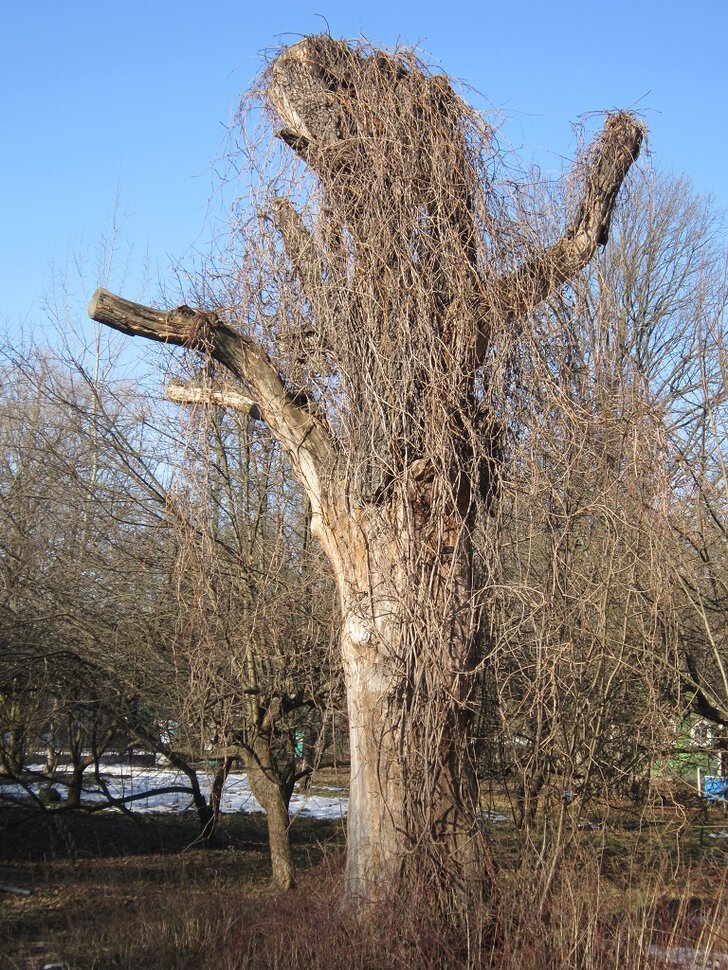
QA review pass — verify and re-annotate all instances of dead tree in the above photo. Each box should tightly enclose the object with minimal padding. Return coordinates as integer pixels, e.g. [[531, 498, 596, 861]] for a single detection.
[[89, 36, 641, 914]]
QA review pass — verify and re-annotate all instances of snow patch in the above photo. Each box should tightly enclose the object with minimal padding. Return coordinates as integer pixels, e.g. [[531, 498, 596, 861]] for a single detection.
[[1, 764, 348, 821]]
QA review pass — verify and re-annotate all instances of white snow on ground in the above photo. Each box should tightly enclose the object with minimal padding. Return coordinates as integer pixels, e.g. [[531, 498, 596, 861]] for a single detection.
[[1, 764, 348, 820], [480, 809, 508, 823], [649, 944, 728, 968], [2, 765, 512, 825]]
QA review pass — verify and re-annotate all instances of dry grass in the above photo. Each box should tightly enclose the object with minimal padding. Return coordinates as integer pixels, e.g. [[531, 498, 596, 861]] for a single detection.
[[2, 799, 727, 969], [0, 807, 342, 969]]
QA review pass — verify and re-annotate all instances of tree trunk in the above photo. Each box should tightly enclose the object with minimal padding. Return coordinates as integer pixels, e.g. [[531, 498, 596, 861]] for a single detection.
[[320, 494, 484, 912], [66, 764, 84, 808], [244, 736, 296, 891], [341, 613, 482, 909], [45, 741, 58, 779], [65, 720, 92, 808], [196, 758, 234, 846], [162, 749, 218, 845], [208, 757, 233, 833]]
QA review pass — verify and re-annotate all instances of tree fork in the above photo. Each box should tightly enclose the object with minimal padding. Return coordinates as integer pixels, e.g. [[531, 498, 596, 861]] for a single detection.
[[89, 287, 339, 527]]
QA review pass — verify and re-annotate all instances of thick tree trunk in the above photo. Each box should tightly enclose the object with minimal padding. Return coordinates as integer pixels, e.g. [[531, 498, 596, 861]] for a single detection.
[[341, 620, 482, 908], [321, 496, 484, 911]]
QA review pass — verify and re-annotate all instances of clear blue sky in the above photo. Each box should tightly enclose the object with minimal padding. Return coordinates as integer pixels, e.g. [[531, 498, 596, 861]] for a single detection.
[[2, 0, 726, 336]]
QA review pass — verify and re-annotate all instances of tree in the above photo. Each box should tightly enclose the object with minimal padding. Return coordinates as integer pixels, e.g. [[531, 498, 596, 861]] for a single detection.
[[0, 354, 126, 802], [0, 333, 336, 881], [89, 35, 641, 914], [168, 392, 338, 884]]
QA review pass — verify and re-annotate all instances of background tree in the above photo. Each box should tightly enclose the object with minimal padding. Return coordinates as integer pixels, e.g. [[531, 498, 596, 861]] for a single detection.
[[481, 169, 727, 846], [0, 329, 339, 881], [168, 381, 338, 884]]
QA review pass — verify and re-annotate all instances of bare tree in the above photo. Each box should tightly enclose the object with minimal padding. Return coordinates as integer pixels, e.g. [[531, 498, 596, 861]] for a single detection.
[[168, 393, 338, 885], [89, 36, 641, 913], [0, 330, 338, 880], [482, 169, 727, 847], [586, 170, 728, 761], [0, 357, 126, 803]]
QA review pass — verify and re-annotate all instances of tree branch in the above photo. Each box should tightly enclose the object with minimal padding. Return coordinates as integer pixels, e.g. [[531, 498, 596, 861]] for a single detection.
[[268, 197, 349, 355], [684, 647, 728, 727], [477, 113, 643, 361], [89, 288, 338, 511], [268, 197, 332, 319], [167, 379, 262, 421]]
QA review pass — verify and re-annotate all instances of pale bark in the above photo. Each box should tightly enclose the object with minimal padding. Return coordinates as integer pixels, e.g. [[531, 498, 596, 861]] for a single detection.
[[326, 497, 483, 904], [167, 379, 261, 421]]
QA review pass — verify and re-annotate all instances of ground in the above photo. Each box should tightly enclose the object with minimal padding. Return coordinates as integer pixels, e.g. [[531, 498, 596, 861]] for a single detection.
[[0, 807, 343, 969], [2, 777, 728, 969]]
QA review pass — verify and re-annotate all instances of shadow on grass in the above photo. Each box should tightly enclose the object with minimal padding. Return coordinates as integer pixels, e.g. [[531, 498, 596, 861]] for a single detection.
[[3, 803, 728, 969], [0, 806, 344, 969]]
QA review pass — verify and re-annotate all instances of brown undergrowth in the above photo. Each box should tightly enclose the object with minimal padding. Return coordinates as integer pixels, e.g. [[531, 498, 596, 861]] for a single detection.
[[2, 802, 727, 969]]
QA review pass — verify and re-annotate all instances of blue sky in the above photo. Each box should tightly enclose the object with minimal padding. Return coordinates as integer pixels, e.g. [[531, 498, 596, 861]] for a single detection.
[[2, 0, 726, 337]]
